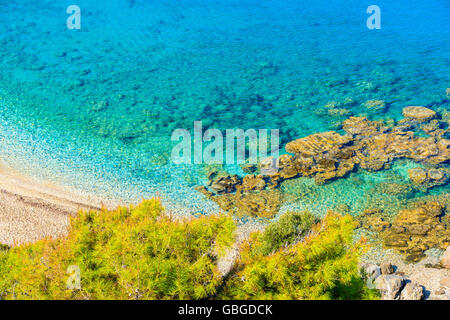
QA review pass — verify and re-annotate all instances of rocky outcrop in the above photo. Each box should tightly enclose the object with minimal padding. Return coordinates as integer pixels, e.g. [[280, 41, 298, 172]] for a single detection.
[[402, 106, 437, 122], [210, 189, 283, 219], [195, 108, 449, 217], [199, 109, 448, 196], [380, 262, 395, 275], [208, 174, 241, 194], [240, 163, 258, 174], [408, 167, 448, 190], [382, 201, 449, 262], [408, 167, 428, 185], [285, 131, 352, 155], [361, 263, 424, 300], [399, 282, 425, 300], [374, 274, 406, 300], [277, 111, 448, 185]]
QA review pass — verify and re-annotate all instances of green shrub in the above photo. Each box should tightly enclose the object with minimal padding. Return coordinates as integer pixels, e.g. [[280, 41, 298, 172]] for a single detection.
[[252, 211, 317, 256], [218, 212, 379, 300], [0, 199, 235, 300], [0, 201, 377, 300]]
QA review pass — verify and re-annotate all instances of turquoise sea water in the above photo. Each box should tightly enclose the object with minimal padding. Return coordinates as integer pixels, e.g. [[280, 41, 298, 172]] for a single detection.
[[0, 0, 448, 214]]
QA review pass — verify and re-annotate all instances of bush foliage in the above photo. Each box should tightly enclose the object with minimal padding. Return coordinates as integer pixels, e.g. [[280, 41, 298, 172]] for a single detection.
[[219, 212, 379, 300], [252, 210, 317, 256], [0, 199, 235, 300], [0, 200, 377, 300]]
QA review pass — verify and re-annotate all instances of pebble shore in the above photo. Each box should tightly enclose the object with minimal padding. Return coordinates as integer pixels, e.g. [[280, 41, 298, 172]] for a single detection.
[[0, 162, 119, 245]]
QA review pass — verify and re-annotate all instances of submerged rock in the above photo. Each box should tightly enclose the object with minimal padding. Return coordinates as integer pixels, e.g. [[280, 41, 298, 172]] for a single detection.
[[209, 174, 241, 194], [364, 100, 386, 112], [402, 106, 437, 122], [285, 131, 352, 156], [408, 167, 428, 185], [408, 167, 448, 191], [211, 189, 283, 218], [241, 174, 266, 192], [241, 163, 258, 174], [195, 111, 449, 218], [382, 200, 449, 262]]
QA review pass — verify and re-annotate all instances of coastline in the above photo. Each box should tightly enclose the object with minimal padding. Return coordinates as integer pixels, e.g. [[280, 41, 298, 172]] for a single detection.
[[0, 162, 120, 246]]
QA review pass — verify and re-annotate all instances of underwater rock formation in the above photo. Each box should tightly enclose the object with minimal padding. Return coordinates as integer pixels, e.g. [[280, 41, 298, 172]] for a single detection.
[[196, 107, 449, 218], [240, 109, 446, 190], [382, 200, 449, 262], [210, 188, 283, 218], [408, 167, 448, 190], [402, 106, 437, 122], [364, 100, 386, 112]]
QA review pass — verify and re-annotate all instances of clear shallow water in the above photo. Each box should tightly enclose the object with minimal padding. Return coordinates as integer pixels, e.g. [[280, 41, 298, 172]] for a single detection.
[[0, 0, 448, 213]]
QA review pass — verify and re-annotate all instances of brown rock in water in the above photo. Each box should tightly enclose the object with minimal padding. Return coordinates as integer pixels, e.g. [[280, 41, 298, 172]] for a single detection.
[[364, 100, 386, 112], [211, 189, 283, 218], [410, 137, 440, 162], [196, 113, 450, 219], [428, 168, 445, 181], [382, 201, 449, 262], [366, 216, 390, 232], [277, 154, 300, 179], [327, 108, 351, 117], [241, 163, 257, 174], [409, 167, 448, 191], [285, 131, 351, 156], [432, 139, 450, 165], [259, 157, 278, 175], [408, 167, 428, 185], [209, 174, 241, 194], [363, 208, 383, 216], [281, 116, 448, 186], [335, 160, 355, 177], [265, 173, 284, 188], [342, 116, 382, 136], [241, 174, 266, 192], [314, 171, 338, 185], [402, 106, 437, 122], [421, 120, 440, 135]]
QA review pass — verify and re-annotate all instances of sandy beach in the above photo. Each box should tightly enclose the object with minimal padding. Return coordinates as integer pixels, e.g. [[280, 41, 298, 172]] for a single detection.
[[0, 162, 119, 246]]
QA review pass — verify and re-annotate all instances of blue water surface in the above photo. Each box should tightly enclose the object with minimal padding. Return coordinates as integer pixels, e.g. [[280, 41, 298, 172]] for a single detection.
[[0, 0, 448, 212]]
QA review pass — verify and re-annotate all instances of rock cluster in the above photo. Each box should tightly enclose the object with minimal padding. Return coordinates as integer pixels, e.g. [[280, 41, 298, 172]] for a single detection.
[[408, 167, 448, 190], [200, 107, 448, 195], [195, 169, 283, 218], [361, 262, 425, 300], [364, 100, 386, 112], [272, 107, 447, 186], [195, 107, 449, 217], [264, 107, 448, 186], [402, 106, 437, 122], [382, 200, 449, 262], [210, 188, 283, 218]]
